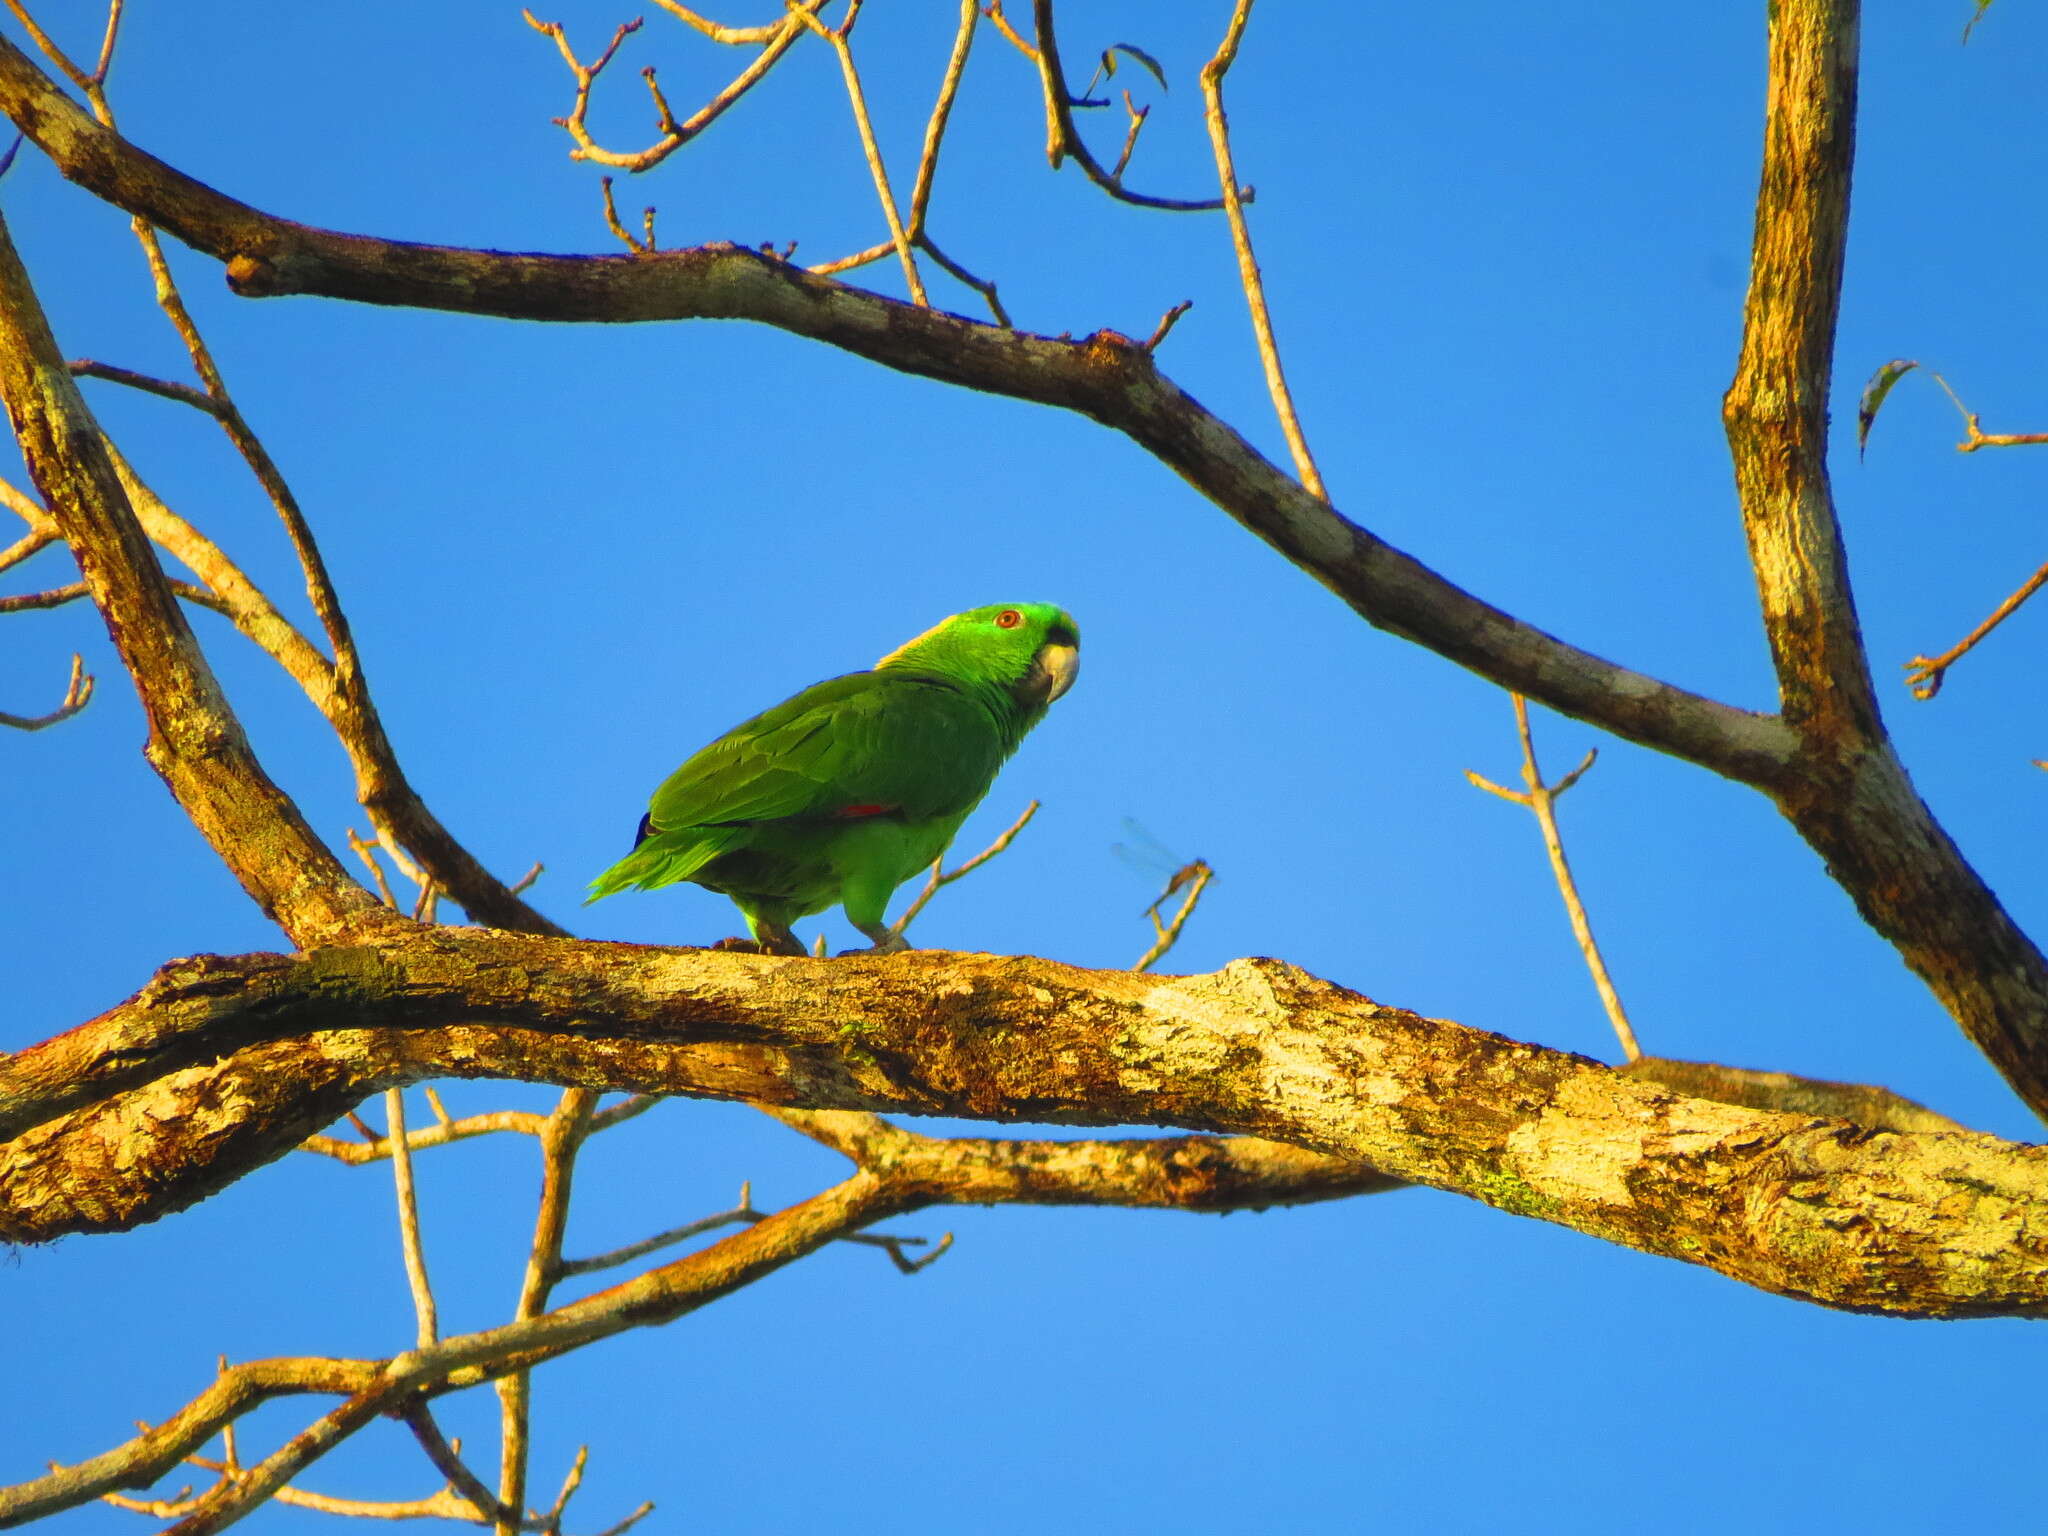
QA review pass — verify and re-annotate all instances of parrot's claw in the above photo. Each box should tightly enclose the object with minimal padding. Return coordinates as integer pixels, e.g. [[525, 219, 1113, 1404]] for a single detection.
[[710, 935, 765, 953], [838, 926, 910, 957]]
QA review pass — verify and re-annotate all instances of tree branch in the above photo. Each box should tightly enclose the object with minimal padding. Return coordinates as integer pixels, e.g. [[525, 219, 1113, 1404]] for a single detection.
[[1723, 0, 1874, 745], [0, 34, 1792, 790], [2, 1173, 898, 1529], [5, 937, 2045, 1320], [1717, 0, 2048, 1118], [0, 205, 385, 946]]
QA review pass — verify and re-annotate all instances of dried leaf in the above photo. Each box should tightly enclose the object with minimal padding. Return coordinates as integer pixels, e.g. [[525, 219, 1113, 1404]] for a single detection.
[[1856, 358, 1919, 458], [1101, 43, 1168, 92]]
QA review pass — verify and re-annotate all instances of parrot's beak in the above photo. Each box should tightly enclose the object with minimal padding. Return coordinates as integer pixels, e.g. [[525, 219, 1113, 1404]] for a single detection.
[[1032, 641, 1080, 704]]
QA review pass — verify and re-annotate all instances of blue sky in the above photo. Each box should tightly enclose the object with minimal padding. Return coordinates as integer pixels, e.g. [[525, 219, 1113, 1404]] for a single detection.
[[6, 2, 2047, 1531]]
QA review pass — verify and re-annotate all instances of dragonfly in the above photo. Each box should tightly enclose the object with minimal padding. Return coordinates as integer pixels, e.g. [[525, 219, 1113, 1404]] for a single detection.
[[1112, 818, 1213, 921]]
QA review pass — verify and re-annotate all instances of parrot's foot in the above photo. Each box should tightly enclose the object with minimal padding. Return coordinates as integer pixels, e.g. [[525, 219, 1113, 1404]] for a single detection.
[[837, 924, 910, 957], [713, 931, 808, 956]]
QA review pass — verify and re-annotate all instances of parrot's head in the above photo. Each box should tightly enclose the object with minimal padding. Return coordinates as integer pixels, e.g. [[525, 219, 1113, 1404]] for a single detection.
[[876, 602, 1080, 713]]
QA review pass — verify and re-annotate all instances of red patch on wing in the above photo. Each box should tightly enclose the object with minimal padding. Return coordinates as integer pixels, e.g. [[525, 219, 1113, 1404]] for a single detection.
[[837, 803, 895, 818]]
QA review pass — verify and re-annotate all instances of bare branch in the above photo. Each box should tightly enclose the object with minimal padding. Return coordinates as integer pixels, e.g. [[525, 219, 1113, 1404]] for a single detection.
[[68, 357, 219, 415], [0, 649, 92, 730], [788, 3, 928, 305], [1142, 300, 1191, 352], [2, 0, 93, 91], [1469, 694, 1640, 1061], [1716, 0, 2048, 1114], [495, 1089, 598, 1531], [14, 20, 2048, 1107], [0, 523, 52, 572], [558, 1184, 760, 1278], [914, 232, 1008, 324], [400, 1404, 523, 1530], [908, 0, 978, 232], [1200, 0, 1325, 500], [1722, 0, 1873, 744], [1902, 555, 2048, 701], [384, 1089, 439, 1348], [6, 936, 2044, 1323], [889, 799, 1038, 940], [0, 206, 385, 944], [558, 1178, 947, 1278], [0, 47, 1792, 786], [300, 1108, 551, 1165], [1027, 0, 1228, 211], [599, 175, 657, 256], [527, 2, 827, 175], [1927, 372, 2048, 454], [2, 1173, 904, 1528]]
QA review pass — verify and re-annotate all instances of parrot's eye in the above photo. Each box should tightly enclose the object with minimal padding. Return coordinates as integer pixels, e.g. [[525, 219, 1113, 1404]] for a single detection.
[[995, 609, 1023, 629]]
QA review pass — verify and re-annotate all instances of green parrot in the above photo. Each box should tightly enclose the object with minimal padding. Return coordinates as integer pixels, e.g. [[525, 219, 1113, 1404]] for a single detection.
[[588, 602, 1080, 955]]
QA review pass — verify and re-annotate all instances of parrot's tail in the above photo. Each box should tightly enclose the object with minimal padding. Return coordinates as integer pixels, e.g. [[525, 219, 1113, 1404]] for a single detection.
[[585, 827, 743, 904]]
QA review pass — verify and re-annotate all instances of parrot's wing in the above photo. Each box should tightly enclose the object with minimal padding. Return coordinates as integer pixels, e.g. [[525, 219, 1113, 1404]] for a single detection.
[[646, 674, 1001, 833]]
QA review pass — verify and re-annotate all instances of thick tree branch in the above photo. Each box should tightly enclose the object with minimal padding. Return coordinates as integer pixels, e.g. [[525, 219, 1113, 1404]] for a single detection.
[[1723, 0, 1873, 744], [0, 207, 386, 946], [5, 939, 2045, 1320], [1719, 0, 2048, 1118], [0, 33, 1791, 790]]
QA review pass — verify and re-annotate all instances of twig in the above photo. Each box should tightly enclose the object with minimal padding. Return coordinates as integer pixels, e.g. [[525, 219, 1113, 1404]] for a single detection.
[[3, 0, 93, 90], [528, 2, 828, 174], [109, 1456, 486, 1523], [981, 1, 1036, 60], [155, 1385, 393, 1535], [68, 357, 221, 416], [558, 1184, 758, 1278], [808, 239, 894, 277], [1026, 0, 1227, 210], [73, 69, 555, 934], [908, 0, 978, 233], [301, 1093, 655, 1166], [916, 232, 1010, 326], [0, 651, 93, 731], [300, 1109, 550, 1164], [850, 1228, 953, 1274], [559, 1177, 944, 1278], [1144, 300, 1192, 351], [789, 2, 929, 305], [525, 13, 644, 159], [1902, 554, 2048, 701], [495, 1089, 599, 1534], [587, 1092, 664, 1134], [543, 1445, 587, 1530], [1110, 88, 1148, 181], [652, 1, 791, 45], [0, 524, 52, 573], [384, 1089, 440, 1348], [1928, 372, 2048, 453], [598, 177, 657, 256], [399, 1403, 522, 1529], [347, 827, 399, 910], [0, 579, 85, 613], [1466, 693, 1640, 1061], [90, 0, 124, 84], [889, 799, 1039, 940], [1200, 0, 1325, 501]]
